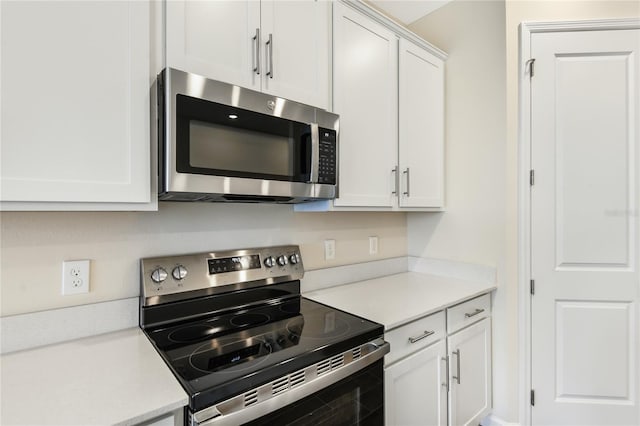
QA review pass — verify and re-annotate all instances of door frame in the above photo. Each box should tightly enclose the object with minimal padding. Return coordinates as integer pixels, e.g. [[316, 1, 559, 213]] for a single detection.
[[517, 18, 640, 426]]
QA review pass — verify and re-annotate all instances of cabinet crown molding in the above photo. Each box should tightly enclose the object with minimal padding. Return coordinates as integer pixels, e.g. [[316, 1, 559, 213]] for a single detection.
[[343, 0, 448, 60]]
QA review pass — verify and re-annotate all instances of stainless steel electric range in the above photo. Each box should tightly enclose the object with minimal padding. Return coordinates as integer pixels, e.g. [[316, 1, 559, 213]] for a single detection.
[[139, 245, 389, 425]]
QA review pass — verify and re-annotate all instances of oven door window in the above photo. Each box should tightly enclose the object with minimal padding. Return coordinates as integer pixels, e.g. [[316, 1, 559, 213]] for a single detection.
[[245, 360, 384, 426], [175, 94, 312, 183]]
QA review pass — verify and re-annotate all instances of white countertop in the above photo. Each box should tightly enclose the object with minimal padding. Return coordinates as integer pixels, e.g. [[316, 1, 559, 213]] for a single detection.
[[305, 271, 497, 330], [0, 327, 188, 426]]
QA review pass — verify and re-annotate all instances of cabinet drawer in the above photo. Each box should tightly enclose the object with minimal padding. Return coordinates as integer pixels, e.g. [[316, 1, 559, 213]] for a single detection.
[[385, 311, 446, 366], [447, 293, 491, 334]]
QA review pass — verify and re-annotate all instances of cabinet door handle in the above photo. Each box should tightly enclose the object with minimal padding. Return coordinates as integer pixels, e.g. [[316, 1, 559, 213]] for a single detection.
[[266, 33, 274, 79], [452, 349, 461, 384], [441, 356, 449, 391], [408, 330, 435, 344], [252, 28, 260, 75], [464, 308, 485, 318], [403, 168, 410, 196], [391, 166, 399, 195]]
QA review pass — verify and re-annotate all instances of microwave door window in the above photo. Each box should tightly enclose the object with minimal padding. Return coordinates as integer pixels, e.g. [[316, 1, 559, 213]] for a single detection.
[[189, 121, 291, 177], [175, 94, 312, 183]]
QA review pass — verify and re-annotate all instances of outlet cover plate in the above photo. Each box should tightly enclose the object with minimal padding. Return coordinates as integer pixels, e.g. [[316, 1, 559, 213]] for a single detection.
[[369, 236, 379, 255], [324, 239, 336, 261], [62, 260, 90, 295]]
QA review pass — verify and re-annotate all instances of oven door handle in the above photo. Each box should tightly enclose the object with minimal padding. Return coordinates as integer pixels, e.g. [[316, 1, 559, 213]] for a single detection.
[[193, 339, 390, 426]]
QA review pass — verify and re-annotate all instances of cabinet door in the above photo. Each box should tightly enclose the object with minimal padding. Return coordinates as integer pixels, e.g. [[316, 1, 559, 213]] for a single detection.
[[448, 318, 492, 426], [398, 39, 445, 208], [0, 0, 150, 205], [385, 340, 448, 426], [333, 3, 398, 208], [166, 0, 260, 90], [260, 0, 330, 109]]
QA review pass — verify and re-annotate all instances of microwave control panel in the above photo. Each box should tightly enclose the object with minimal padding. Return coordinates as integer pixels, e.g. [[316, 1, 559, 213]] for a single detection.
[[318, 128, 337, 185]]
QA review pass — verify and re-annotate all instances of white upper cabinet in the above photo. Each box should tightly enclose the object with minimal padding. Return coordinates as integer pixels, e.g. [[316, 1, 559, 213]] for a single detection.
[[333, 2, 398, 208], [398, 38, 445, 208], [0, 1, 154, 210], [166, 1, 261, 91], [166, 0, 331, 110], [260, 0, 330, 109], [297, 1, 446, 213]]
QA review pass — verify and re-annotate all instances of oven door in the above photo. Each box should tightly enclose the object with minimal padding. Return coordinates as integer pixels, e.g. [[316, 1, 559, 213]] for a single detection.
[[190, 339, 389, 426], [247, 359, 384, 426]]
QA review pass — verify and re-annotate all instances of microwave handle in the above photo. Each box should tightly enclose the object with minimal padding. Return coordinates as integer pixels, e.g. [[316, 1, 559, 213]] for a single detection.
[[309, 123, 320, 183]]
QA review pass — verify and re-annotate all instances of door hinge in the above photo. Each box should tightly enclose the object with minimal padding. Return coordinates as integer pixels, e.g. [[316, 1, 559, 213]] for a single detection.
[[531, 389, 535, 406], [530, 169, 535, 186], [526, 58, 535, 77], [530, 279, 535, 295]]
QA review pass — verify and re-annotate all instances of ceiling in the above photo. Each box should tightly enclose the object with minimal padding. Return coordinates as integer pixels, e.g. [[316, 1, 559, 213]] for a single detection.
[[368, 0, 454, 25]]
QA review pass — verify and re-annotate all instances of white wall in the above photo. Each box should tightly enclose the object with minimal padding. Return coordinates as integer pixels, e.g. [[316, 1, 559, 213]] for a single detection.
[[504, 1, 640, 422], [408, 0, 510, 420], [0, 206, 406, 316], [406, 0, 639, 424]]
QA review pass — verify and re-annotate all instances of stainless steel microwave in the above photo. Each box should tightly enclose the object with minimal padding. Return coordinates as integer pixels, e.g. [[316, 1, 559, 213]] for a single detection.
[[155, 68, 339, 203]]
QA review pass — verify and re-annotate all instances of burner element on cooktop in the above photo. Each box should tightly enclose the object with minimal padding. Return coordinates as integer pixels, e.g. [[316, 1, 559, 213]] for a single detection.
[[189, 337, 273, 374], [169, 315, 305, 381], [230, 313, 270, 328], [287, 312, 350, 340], [169, 324, 219, 343]]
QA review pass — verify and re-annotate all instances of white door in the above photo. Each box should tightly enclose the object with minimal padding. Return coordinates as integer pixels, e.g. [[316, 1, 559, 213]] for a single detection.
[[260, 0, 330, 109], [166, 0, 260, 90], [448, 318, 492, 426], [332, 2, 398, 208], [530, 26, 640, 424], [398, 38, 445, 209], [385, 340, 448, 426]]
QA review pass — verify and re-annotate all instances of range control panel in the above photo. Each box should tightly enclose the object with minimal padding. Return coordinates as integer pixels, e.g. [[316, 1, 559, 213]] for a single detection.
[[141, 245, 304, 306]]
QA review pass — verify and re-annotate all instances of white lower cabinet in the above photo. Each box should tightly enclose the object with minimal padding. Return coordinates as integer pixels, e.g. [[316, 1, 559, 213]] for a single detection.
[[386, 339, 448, 426], [448, 318, 492, 426], [384, 294, 492, 426]]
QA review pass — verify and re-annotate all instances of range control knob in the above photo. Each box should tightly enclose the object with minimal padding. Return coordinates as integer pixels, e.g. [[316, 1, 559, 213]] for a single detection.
[[150, 267, 168, 284], [264, 256, 276, 268], [289, 253, 301, 265], [277, 255, 288, 266], [172, 265, 188, 281]]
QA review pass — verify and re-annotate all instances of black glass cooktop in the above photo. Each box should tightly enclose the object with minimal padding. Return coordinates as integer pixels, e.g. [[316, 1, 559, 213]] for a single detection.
[[145, 295, 383, 411]]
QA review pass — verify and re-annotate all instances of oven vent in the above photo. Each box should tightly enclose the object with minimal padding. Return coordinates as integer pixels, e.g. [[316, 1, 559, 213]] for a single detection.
[[352, 347, 362, 360], [290, 370, 306, 388], [330, 354, 344, 370], [318, 353, 345, 376], [271, 376, 289, 396], [270, 369, 306, 397], [244, 389, 258, 407], [317, 359, 332, 376]]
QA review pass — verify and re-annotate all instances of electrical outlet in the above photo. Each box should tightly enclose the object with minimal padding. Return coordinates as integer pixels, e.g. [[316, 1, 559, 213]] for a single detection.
[[62, 260, 90, 295], [369, 236, 379, 255], [324, 239, 336, 261]]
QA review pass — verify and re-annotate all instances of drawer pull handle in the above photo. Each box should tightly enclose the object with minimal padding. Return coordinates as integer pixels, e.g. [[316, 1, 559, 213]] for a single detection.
[[408, 330, 435, 344], [464, 308, 485, 318]]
